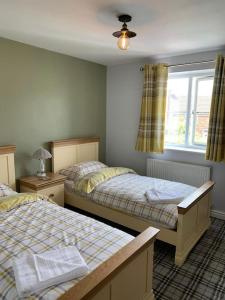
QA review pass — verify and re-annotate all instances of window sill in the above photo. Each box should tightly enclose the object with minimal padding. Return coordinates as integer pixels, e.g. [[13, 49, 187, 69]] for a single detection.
[[165, 146, 205, 154]]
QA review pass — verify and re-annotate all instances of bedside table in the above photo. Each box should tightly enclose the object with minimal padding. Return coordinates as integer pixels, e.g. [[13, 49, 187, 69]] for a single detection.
[[19, 173, 66, 207]]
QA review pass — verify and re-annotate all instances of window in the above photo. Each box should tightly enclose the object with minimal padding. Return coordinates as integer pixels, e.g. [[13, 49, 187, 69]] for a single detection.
[[165, 70, 214, 150]]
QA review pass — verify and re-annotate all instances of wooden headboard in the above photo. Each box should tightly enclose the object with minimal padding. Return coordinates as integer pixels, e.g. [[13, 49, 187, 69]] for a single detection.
[[50, 137, 100, 173], [0, 145, 16, 189]]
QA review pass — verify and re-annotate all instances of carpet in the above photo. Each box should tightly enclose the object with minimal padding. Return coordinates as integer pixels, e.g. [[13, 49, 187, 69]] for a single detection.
[[153, 218, 225, 300]]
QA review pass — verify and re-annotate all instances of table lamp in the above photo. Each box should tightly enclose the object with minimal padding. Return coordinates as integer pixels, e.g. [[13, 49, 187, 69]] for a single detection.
[[32, 147, 52, 178]]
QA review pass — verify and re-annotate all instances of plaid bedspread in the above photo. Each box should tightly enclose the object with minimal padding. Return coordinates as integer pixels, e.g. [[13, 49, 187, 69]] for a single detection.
[[82, 174, 196, 229], [0, 198, 133, 299]]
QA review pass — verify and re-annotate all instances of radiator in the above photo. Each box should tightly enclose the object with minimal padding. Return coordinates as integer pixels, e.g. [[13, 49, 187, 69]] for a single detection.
[[146, 159, 210, 187]]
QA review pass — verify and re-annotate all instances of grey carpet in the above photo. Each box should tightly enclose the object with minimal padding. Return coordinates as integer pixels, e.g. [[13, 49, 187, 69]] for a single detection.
[[153, 218, 225, 300]]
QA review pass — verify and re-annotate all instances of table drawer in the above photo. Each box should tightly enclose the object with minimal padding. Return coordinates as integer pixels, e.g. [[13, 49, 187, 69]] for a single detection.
[[20, 183, 64, 207]]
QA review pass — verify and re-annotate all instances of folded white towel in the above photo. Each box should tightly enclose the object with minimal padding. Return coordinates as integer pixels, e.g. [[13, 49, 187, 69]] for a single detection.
[[145, 189, 182, 205], [13, 246, 89, 297]]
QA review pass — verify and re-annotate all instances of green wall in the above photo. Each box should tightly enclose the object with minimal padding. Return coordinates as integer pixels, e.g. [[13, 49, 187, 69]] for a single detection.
[[0, 38, 106, 178]]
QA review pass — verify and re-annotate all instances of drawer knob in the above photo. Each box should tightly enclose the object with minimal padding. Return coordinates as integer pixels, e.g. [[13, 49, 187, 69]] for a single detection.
[[49, 193, 55, 198]]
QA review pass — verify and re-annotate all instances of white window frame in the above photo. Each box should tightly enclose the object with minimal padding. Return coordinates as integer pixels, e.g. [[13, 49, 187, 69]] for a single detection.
[[165, 69, 214, 151]]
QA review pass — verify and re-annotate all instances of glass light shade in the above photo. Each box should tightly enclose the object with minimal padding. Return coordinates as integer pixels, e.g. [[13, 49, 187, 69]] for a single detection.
[[32, 147, 52, 178], [32, 148, 52, 160], [117, 32, 130, 50]]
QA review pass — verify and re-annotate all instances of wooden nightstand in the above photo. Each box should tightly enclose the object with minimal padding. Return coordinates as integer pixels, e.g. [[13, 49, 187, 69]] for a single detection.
[[19, 173, 66, 207]]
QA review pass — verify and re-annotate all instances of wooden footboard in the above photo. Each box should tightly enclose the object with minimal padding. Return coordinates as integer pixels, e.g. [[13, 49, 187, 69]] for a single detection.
[[59, 227, 159, 300], [175, 181, 214, 266]]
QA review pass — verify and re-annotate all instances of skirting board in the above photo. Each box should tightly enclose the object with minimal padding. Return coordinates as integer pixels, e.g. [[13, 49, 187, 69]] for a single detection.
[[211, 209, 225, 220]]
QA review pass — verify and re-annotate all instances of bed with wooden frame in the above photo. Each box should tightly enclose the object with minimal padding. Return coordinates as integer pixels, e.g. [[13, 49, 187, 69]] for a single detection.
[[0, 145, 158, 300], [51, 137, 215, 267]]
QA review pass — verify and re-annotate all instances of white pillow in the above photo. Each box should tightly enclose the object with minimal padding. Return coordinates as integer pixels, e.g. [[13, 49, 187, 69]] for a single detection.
[[59, 161, 107, 181], [0, 183, 17, 197]]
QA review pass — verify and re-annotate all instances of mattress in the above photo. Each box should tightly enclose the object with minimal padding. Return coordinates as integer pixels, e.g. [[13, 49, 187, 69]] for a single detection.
[[0, 197, 133, 299], [65, 174, 196, 229]]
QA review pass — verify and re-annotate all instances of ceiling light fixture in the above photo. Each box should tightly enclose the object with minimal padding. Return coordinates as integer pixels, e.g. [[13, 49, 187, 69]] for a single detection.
[[113, 15, 136, 50]]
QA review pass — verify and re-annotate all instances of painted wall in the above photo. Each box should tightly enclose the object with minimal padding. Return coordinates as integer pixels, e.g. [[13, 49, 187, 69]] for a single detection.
[[0, 38, 106, 178], [106, 49, 225, 213]]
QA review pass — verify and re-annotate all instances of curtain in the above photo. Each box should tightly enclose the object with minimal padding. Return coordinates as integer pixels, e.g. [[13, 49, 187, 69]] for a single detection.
[[206, 55, 225, 162], [135, 63, 168, 153]]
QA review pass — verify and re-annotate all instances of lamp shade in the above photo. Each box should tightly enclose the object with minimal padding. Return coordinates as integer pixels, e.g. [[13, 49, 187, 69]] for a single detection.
[[32, 148, 52, 160]]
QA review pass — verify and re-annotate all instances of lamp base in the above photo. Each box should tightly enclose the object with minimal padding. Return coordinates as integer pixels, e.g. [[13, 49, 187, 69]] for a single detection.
[[36, 172, 50, 181], [37, 171, 47, 178], [37, 159, 47, 179]]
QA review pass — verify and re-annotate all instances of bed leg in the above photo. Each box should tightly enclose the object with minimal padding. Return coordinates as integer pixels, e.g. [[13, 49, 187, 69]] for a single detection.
[[143, 290, 155, 300], [174, 251, 186, 267]]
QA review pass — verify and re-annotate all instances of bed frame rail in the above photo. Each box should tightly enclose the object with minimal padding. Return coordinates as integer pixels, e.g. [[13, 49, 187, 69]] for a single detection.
[[177, 181, 214, 214]]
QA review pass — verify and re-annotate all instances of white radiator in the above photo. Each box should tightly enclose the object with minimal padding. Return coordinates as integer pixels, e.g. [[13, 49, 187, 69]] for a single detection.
[[146, 159, 210, 187]]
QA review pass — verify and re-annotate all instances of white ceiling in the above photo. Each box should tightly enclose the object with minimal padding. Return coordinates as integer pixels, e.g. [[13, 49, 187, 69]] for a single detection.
[[0, 0, 225, 66]]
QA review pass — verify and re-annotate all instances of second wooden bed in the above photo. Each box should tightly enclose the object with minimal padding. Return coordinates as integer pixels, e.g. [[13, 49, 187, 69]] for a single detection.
[[51, 137, 214, 266]]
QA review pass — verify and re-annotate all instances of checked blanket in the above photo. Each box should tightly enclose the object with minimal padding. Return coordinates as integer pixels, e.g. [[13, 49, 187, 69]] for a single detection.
[[0, 194, 133, 299]]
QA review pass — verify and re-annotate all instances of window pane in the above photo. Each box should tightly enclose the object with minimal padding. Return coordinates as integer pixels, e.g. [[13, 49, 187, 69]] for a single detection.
[[165, 78, 189, 145], [193, 78, 213, 145]]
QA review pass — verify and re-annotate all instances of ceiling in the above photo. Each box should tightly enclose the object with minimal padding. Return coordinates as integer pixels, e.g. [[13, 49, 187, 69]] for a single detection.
[[0, 0, 225, 66]]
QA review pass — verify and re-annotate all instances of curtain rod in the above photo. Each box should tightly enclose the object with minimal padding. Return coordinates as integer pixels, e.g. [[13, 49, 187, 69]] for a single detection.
[[139, 59, 215, 71]]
